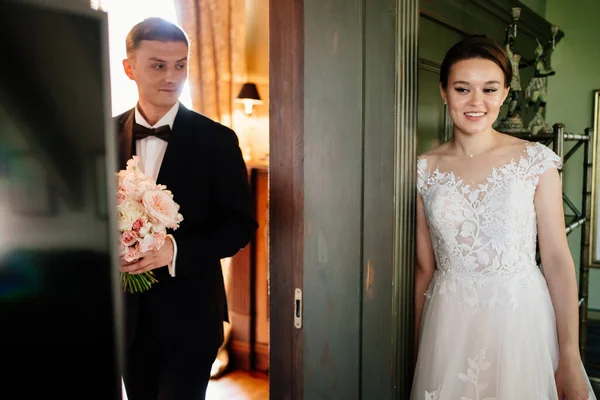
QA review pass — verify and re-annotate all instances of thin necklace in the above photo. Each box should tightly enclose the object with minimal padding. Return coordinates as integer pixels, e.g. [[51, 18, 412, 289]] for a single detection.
[[456, 141, 495, 158], [452, 131, 497, 159]]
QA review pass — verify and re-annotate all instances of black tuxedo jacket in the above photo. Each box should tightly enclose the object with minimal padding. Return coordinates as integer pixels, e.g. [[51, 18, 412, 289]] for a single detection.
[[115, 103, 258, 350]]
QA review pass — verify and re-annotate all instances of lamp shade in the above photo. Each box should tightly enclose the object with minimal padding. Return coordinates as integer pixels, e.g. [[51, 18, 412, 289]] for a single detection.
[[235, 82, 263, 114], [236, 82, 262, 102]]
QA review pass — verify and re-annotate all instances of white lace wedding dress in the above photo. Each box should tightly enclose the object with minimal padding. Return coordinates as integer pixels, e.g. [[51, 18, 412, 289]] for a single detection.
[[411, 142, 597, 400]]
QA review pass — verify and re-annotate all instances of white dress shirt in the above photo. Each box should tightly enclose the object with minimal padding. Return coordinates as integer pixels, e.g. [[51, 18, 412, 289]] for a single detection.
[[134, 102, 179, 277]]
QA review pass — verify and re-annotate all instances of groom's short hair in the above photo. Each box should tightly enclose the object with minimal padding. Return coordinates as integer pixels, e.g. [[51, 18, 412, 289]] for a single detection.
[[125, 17, 189, 58]]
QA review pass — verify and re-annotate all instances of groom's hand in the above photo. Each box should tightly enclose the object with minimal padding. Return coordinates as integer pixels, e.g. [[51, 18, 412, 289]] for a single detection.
[[120, 238, 174, 275]]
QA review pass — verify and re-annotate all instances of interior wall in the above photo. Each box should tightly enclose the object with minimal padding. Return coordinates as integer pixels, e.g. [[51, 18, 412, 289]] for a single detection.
[[544, 0, 600, 310]]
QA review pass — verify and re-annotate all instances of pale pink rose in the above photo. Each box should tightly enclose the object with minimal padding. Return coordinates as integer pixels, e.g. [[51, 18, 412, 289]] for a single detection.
[[117, 166, 157, 199], [120, 230, 138, 247], [133, 179, 158, 198], [142, 190, 182, 228], [152, 231, 167, 249], [119, 177, 141, 199], [123, 245, 141, 262], [138, 233, 158, 253]]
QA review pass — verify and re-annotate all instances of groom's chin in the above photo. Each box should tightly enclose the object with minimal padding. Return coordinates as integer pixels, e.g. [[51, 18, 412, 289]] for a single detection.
[[157, 90, 181, 103]]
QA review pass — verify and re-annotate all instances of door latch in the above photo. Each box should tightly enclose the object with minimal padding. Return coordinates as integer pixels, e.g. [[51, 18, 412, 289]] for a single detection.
[[294, 288, 302, 329]]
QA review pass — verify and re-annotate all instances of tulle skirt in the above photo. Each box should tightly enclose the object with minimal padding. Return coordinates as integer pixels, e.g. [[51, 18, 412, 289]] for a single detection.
[[410, 267, 597, 400]]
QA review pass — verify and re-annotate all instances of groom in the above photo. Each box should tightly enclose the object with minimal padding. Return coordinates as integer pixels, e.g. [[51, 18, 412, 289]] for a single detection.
[[115, 17, 258, 399]]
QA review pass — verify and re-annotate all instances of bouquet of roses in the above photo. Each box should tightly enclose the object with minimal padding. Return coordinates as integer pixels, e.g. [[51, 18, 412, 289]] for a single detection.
[[117, 156, 183, 293]]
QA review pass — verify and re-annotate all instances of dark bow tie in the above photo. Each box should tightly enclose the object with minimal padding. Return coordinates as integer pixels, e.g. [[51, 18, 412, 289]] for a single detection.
[[132, 122, 172, 142]]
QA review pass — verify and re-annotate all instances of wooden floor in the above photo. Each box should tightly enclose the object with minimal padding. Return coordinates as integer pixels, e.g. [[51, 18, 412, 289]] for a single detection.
[[119, 320, 600, 398], [206, 369, 269, 400]]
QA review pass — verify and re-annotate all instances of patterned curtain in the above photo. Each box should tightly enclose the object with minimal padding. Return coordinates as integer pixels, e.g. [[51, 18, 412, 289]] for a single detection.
[[173, 0, 246, 128]]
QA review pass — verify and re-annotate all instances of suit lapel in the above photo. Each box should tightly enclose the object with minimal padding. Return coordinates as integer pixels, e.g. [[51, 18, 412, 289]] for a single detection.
[[118, 110, 135, 170], [156, 103, 189, 185]]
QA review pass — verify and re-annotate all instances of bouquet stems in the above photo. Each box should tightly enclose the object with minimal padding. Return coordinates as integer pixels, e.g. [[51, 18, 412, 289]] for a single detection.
[[121, 271, 158, 293]]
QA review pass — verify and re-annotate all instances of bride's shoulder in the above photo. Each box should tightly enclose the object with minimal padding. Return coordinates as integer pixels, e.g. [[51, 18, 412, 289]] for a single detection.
[[498, 134, 529, 148], [418, 143, 450, 163], [418, 142, 448, 158], [496, 135, 561, 174], [496, 135, 540, 158]]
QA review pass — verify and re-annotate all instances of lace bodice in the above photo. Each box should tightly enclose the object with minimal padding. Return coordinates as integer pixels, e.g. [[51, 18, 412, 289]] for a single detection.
[[417, 142, 562, 308]]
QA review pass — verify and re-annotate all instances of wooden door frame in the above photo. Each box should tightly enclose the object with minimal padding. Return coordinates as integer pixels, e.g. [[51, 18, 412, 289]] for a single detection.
[[269, 0, 304, 399], [268, 0, 419, 398]]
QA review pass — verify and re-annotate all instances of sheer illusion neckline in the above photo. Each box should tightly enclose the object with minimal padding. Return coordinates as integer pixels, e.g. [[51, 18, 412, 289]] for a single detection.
[[419, 142, 535, 188]]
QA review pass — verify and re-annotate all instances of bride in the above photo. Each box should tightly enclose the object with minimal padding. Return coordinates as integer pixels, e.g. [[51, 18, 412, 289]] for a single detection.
[[411, 35, 595, 400]]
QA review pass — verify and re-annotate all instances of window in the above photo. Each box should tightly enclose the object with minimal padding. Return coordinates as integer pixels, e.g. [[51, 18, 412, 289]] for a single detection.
[[91, 0, 193, 116]]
